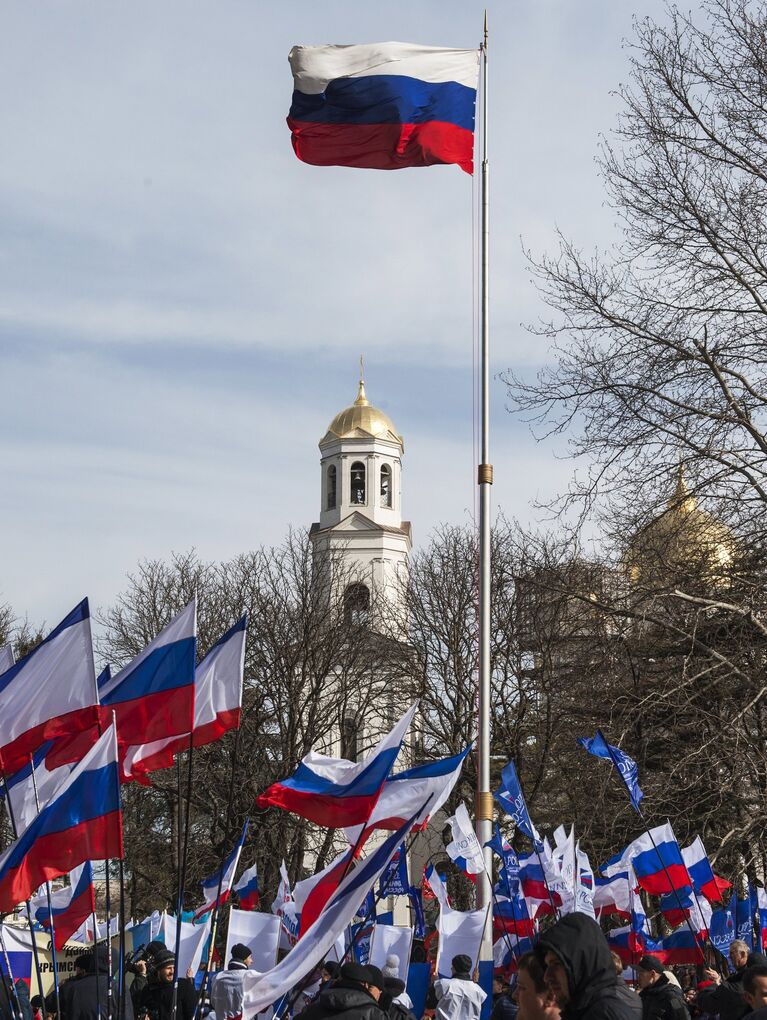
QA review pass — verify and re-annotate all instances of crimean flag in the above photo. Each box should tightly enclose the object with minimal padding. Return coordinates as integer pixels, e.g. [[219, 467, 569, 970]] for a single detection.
[[287, 42, 479, 173]]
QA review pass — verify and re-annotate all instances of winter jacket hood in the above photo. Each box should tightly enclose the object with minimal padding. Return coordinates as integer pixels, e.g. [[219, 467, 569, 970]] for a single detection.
[[536, 913, 637, 1020], [301, 981, 388, 1020]]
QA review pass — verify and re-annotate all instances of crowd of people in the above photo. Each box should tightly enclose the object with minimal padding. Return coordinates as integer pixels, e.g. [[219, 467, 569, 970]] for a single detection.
[[8, 913, 767, 1020]]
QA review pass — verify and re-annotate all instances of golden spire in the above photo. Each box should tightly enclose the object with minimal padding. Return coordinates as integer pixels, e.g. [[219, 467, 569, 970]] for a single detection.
[[355, 356, 369, 406]]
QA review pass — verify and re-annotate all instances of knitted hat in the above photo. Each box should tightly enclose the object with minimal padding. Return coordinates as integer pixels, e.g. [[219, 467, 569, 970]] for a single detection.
[[230, 943, 252, 962], [452, 954, 473, 976], [382, 954, 400, 978], [153, 949, 175, 969]]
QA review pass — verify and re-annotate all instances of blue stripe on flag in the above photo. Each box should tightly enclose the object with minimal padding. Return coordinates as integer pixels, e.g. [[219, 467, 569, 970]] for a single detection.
[[100, 638, 195, 704]]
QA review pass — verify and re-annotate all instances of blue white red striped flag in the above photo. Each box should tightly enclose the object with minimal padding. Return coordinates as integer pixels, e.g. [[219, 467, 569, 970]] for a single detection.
[[194, 820, 248, 921], [241, 809, 419, 1017], [603, 822, 691, 896], [287, 42, 480, 174], [257, 704, 416, 828], [124, 614, 246, 781], [0, 722, 122, 912], [234, 860, 260, 911], [31, 862, 95, 950]]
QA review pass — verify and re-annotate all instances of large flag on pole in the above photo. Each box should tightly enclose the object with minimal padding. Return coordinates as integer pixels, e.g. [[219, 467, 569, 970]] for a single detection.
[[0, 721, 122, 911], [124, 614, 246, 781], [194, 820, 248, 921], [287, 42, 480, 174], [603, 822, 691, 896], [241, 808, 419, 1017], [0, 600, 99, 775], [257, 704, 417, 827], [343, 744, 471, 845], [47, 600, 197, 779], [681, 836, 731, 904]]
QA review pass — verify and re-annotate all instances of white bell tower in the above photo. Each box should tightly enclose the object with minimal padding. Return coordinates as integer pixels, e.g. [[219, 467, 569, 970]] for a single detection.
[[310, 368, 410, 633]]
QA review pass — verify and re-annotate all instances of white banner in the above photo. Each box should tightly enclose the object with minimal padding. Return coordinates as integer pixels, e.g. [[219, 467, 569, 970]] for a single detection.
[[161, 914, 209, 978], [224, 909, 281, 973], [369, 925, 413, 981], [436, 906, 490, 979]]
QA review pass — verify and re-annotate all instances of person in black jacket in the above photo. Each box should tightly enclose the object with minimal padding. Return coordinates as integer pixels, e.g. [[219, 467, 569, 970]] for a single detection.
[[133, 950, 196, 1020], [698, 942, 767, 1020], [490, 976, 517, 1020], [635, 956, 688, 1020], [68, 945, 135, 1020], [298, 963, 388, 1020], [535, 913, 641, 1020]]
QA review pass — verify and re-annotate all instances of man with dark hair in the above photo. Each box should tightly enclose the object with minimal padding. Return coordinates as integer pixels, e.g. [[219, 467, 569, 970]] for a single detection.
[[635, 955, 687, 1020], [298, 962, 388, 1020], [743, 963, 767, 1017], [699, 941, 767, 1020], [535, 913, 639, 1019], [134, 949, 196, 1020]]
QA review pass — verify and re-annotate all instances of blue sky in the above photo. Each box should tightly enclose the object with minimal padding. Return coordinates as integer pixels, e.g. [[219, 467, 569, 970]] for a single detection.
[[0, 0, 691, 627]]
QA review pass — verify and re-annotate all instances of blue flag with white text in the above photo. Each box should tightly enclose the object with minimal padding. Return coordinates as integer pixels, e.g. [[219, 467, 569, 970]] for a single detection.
[[493, 760, 543, 851], [578, 729, 644, 813]]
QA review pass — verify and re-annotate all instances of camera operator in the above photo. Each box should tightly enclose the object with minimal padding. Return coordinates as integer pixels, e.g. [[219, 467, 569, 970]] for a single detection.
[[134, 950, 196, 1020]]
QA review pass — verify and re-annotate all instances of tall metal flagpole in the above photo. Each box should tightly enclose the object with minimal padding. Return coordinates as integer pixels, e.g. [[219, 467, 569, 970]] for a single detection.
[[476, 11, 494, 975]]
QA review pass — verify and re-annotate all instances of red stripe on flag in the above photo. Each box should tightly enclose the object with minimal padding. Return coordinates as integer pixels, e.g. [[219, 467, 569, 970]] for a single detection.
[[287, 120, 474, 174], [0, 811, 122, 913], [256, 785, 381, 827]]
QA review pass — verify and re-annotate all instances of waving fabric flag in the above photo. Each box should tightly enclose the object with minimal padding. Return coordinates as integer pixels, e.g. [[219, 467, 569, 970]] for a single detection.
[[681, 837, 731, 904], [125, 614, 246, 781], [594, 873, 631, 920], [445, 803, 485, 876], [661, 926, 705, 964], [0, 723, 122, 912], [344, 744, 471, 845], [424, 866, 450, 912], [577, 730, 643, 813], [257, 704, 416, 827], [241, 809, 419, 1017], [486, 825, 520, 897], [287, 42, 480, 174], [757, 888, 767, 951], [0, 601, 99, 775], [234, 861, 260, 911], [0, 645, 13, 676], [603, 822, 690, 896], [32, 862, 95, 950], [494, 761, 543, 851], [194, 820, 248, 921]]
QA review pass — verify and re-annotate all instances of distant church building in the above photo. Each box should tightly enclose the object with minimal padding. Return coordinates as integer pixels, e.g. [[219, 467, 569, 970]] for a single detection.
[[310, 374, 411, 640]]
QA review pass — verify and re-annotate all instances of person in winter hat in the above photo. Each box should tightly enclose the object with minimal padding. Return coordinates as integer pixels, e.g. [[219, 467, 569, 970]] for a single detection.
[[698, 940, 767, 1020], [228, 944, 253, 970], [535, 913, 640, 1020], [635, 955, 687, 1020], [430, 954, 486, 1020]]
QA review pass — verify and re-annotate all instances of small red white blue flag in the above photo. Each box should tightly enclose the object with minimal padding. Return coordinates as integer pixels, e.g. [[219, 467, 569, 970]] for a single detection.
[[30, 862, 95, 950], [194, 820, 248, 921], [233, 860, 260, 911], [287, 42, 480, 174]]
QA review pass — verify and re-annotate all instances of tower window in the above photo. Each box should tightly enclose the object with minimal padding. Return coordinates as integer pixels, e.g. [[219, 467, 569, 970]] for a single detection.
[[327, 464, 337, 509], [350, 461, 366, 505], [380, 464, 392, 508], [344, 583, 370, 627]]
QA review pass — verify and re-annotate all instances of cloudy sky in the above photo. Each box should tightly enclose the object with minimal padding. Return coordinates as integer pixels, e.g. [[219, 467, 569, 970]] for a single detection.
[[1, 1, 693, 629]]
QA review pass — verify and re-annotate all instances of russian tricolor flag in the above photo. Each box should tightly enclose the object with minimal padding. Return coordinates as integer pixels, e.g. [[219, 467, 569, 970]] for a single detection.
[[234, 861, 260, 911], [605, 822, 690, 896], [32, 862, 95, 950], [194, 820, 248, 921], [287, 42, 480, 174], [0, 601, 99, 775], [257, 704, 416, 828], [681, 836, 731, 904], [124, 614, 245, 782], [0, 723, 122, 912], [661, 926, 705, 964], [594, 873, 632, 920]]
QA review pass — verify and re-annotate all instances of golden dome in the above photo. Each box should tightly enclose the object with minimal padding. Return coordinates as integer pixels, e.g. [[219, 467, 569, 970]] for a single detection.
[[323, 379, 403, 448], [627, 466, 735, 582]]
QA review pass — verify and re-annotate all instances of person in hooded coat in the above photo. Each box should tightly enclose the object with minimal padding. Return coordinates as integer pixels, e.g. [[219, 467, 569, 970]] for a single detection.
[[535, 913, 640, 1020]]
